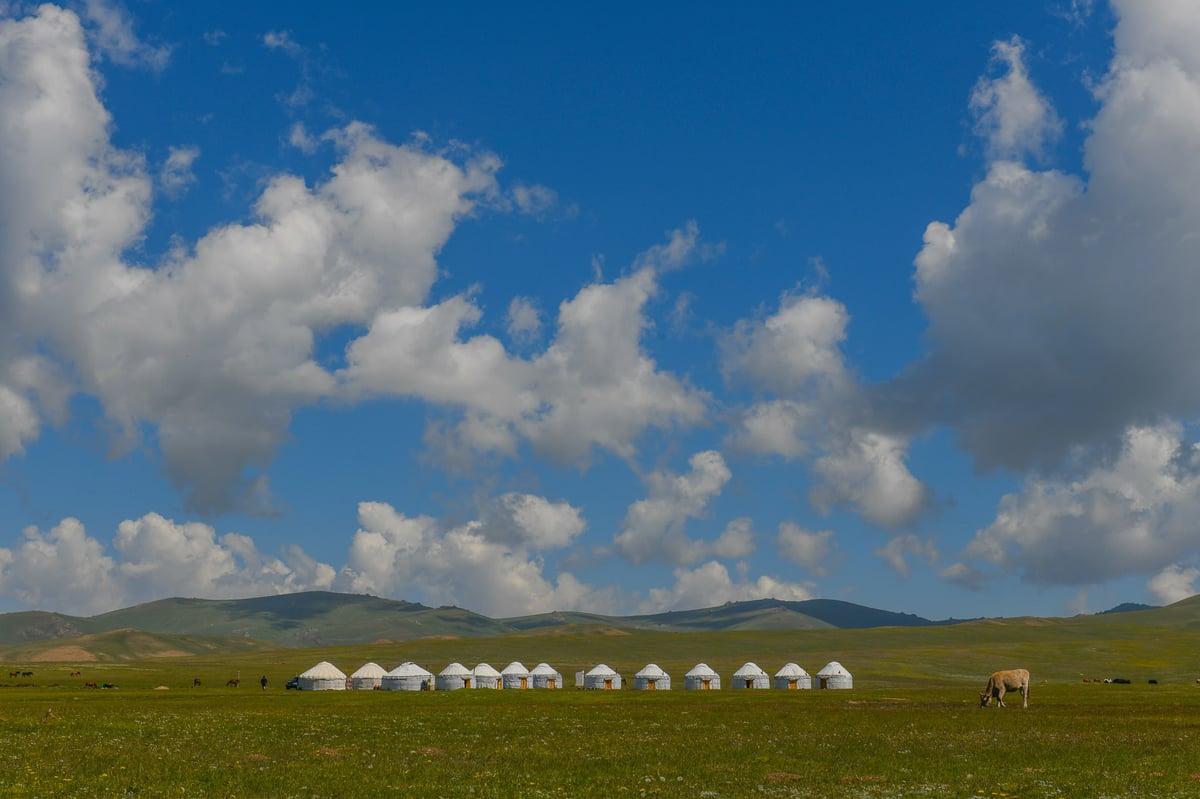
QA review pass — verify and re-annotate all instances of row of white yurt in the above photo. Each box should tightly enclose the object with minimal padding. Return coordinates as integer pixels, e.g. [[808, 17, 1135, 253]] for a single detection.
[[298, 661, 347, 691], [302, 659, 849, 691]]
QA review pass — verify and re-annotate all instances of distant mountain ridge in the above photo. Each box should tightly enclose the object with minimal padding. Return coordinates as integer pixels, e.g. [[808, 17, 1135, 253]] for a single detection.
[[0, 592, 949, 649]]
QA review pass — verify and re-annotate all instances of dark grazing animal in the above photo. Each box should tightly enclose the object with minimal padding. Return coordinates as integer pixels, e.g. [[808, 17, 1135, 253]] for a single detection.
[[980, 669, 1030, 708], [226, 678, 240, 688]]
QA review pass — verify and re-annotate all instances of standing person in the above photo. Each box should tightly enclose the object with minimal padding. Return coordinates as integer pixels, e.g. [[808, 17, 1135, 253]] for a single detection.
[[260, 675, 268, 691]]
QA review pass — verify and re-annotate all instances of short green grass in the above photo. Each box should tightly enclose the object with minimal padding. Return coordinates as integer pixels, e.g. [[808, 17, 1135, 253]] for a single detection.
[[4, 684, 1200, 798], [3, 617, 1200, 797]]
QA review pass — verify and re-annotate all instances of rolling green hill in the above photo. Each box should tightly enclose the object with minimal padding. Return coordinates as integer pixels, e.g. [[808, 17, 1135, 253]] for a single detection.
[[0, 590, 1165, 662]]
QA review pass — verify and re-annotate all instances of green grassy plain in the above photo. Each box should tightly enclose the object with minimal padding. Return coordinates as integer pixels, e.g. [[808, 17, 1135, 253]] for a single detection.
[[3, 614, 1200, 798]]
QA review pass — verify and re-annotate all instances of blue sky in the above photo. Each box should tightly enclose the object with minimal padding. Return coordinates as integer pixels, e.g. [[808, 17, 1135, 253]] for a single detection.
[[3, 0, 1200, 621]]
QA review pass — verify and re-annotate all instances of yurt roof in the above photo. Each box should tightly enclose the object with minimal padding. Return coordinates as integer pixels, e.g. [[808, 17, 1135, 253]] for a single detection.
[[586, 663, 617, 677], [473, 663, 502, 678], [817, 661, 851, 677], [439, 662, 472, 677], [299, 661, 347, 680], [350, 662, 387, 679], [530, 662, 561, 675], [685, 663, 718, 677], [501, 661, 530, 675], [774, 662, 810, 677], [388, 661, 433, 677], [733, 662, 768, 678], [635, 663, 669, 678]]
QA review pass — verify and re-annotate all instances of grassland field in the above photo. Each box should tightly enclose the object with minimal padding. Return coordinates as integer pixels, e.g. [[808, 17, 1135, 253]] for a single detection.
[[2, 619, 1200, 798]]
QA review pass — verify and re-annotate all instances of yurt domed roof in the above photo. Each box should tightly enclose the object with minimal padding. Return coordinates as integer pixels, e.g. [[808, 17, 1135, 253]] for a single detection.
[[586, 663, 617, 677], [774, 662, 809, 678], [388, 661, 433, 677], [817, 661, 851, 677], [685, 663, 718, 677], [299, 661, 346, 680], [635, 663, 669, 678], [473, 663, 502, 678], [350, 662, 387, 679], [501, 661, 530, 675], [439, 662, 472, 677], [733, 662, 768, 678], [531, 662, 560, 675]]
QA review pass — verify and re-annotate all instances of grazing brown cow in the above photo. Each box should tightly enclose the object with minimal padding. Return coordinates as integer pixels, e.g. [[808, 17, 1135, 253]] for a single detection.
[[980, 668, 1030, 708], [70, 670, 81, 677], [84, 681, 98, 689], [193, 678, 202, 688], [226, 678, 240, 688]]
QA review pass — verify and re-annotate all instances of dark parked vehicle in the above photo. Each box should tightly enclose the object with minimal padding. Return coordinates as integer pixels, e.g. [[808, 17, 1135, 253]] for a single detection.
[[285, 677, 300, 690]]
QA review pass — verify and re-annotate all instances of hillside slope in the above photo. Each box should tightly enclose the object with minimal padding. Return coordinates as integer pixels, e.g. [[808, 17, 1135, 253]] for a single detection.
[[0, 591, 962, 650]]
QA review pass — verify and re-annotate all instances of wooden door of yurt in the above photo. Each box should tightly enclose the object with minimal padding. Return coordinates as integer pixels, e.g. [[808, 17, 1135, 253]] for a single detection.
[[548, 678, 556, 688], [788, 679, 797, 690], [604, 678, 613, 690], [464, 677, 472, 688], [744, 679, 753, 689], [647, 680, 656, 691], [520, 677, 528, 689], [701, 679, 710, 690], [819, 676, 828, 689]]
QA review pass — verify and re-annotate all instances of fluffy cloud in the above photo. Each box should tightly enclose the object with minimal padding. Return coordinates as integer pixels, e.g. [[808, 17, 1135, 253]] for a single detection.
[[0, 7, 712, 520], [345, 226, 710, 468], [613, 450, 732, 565], [506, 296, 542, 343], [956, 424, 1200, 587], [969, 37, 1062, 161], [0, 514, 333, 615], [0, 7, 508, 512], [776, 523, 836, 577], [899, 0, 1200, 477], [725, 291, 927, 528], [637, 560, 813, 614], [81, 0, 170, 69], [160, 146, 199, 197], [1147, 564, 1199, 605], [874, 534, 939, 580], [336, 500, 615, 617]]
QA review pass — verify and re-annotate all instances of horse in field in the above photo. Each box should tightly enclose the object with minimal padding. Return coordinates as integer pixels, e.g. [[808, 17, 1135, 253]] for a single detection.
[[980, 668, 1030, 708], [226, 678, 240, 688]]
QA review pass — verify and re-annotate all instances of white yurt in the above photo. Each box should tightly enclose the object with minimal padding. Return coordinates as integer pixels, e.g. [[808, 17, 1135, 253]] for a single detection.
[[633, 663, 671, 691], [501, 662, 532, 689], [683, 663, 721, 690], [584, 664, 623, 690], [349, 662, 387, 690], [816, 661, 853, 689], [773, 662, 812, 690], [382, 661, 434, 691], [732, 662, 770, 689], [298, 661, 347, 691], [531, 662, 563, 689], [472, 663, 502, 689], [436, 662, 473, 691]]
